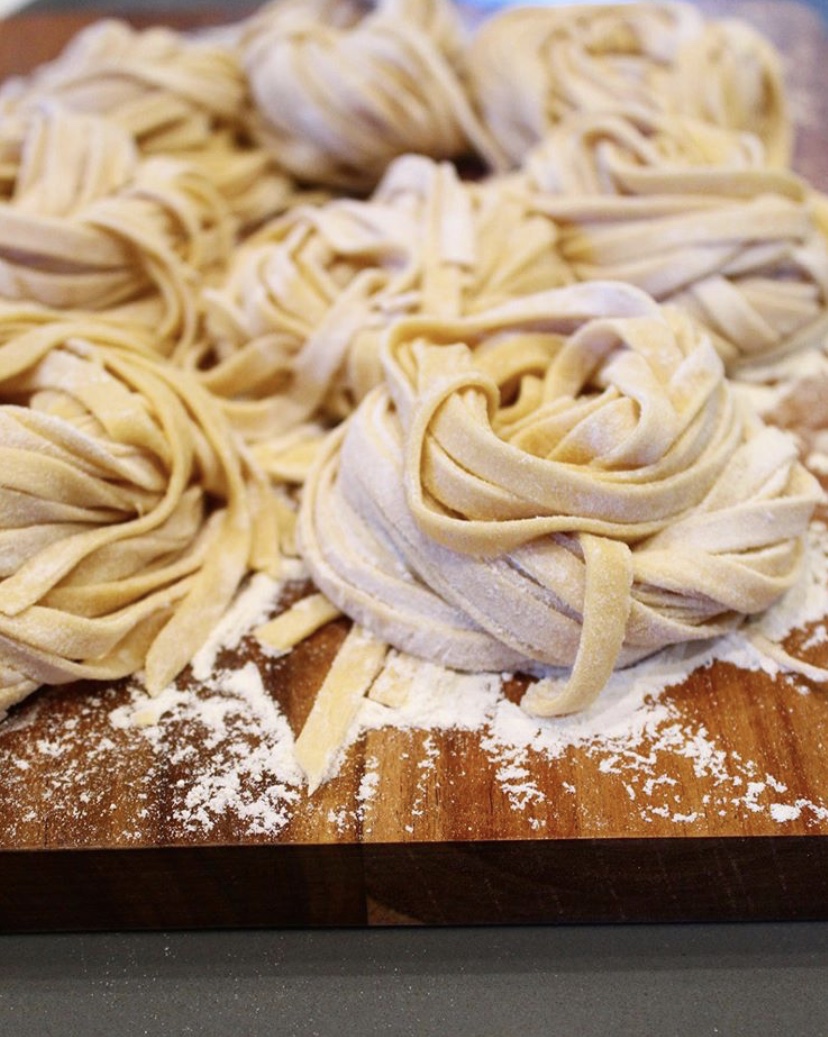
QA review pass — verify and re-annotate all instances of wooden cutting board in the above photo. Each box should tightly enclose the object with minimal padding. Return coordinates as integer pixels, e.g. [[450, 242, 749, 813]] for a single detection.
[[1, 2, 828, 931]]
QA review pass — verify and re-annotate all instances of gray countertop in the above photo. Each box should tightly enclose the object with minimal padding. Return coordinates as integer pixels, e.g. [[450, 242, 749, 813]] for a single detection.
[[2, 2, 828, 1034], [3, 922, 828, 1036]]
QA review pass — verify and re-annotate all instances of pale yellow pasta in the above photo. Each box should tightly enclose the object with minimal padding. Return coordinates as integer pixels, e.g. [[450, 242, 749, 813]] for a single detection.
[[246, 424, 332, 486], [0, 106, 234, 353], [524, 107, 789, 198], [179, 136, 318, 234], [0, 19, 247, 154], [293, 624, 387, 792], [668, 18, 792, 167], [0, 19, 300, 232], [466, 1, 706, 164], [197, 153, 569, 453], [466, 1, 789, 168], [0, 306, 287, 717], [241, 0, 507, 190], [524, 139, 828, 369], [255, 593, 341, 653], [0, 1, 822, 743], [298, 283, 820, 715]]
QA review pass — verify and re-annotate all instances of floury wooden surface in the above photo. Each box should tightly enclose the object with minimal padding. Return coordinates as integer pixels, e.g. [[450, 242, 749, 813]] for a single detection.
[[1, 3, 828, 929]]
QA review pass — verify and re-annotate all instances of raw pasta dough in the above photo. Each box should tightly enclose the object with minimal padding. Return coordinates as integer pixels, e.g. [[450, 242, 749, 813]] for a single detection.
[[0, 306, 286, 716], [0, 19, 247, 155], [0, 0, 822, 742], [524, 107, 787, 197], [0, 18, 297, 232], [466, 1, 790, 166], [0, 106, 233, 352], [241, 0, 507, 189], [522, 109, 828, 369], [198, 153, 569, 455], [299, 282, 820, 715]]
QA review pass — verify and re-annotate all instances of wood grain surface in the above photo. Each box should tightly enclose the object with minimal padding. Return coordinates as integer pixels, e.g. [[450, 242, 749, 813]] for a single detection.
[[1, 1, 828, 931]]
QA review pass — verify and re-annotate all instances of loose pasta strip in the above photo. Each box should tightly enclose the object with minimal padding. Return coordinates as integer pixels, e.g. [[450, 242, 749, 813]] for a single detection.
[[255, 593, 342, 653], [0, 307, 287, 715], [293, 624, 387, 792], [298, 282, 821, 717]]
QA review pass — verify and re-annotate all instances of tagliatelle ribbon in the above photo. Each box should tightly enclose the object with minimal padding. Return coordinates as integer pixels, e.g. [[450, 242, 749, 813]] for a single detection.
[[241, 0, 508, 189], [298, 283, 821, 715], [197, 153, 570, 464], [0, 306, 288, 716], [466, 1, 790, 168]]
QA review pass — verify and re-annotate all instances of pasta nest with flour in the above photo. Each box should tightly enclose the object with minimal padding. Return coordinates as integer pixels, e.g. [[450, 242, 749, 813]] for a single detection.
[[520, 115, 828, 371], [0, 106, 234, 353], [0, 19, 247, 154], [240, 0, 507, 190], [298, 282, 821, 716], [0, 18, 298, 232], [196, 153, 570, 466], [0, 306, 287, 717], [465, 1, 790, 167]]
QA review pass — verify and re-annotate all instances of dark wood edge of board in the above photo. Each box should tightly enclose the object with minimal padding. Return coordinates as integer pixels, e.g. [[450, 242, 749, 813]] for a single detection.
[[1, 836, 826, 931]]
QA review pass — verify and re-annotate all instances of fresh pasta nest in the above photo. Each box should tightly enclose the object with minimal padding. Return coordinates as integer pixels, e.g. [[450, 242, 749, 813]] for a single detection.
[[522, 108, 828, 370], [197, 153, 569, 444], [241, 0, 507, 189], [0, 307, 284, 715], [465, 0, 790, 166], [0, 106, 234, 351], [299, 282, 821, 715], [0, 19, 298, 233], [0, 18, 248, 154]]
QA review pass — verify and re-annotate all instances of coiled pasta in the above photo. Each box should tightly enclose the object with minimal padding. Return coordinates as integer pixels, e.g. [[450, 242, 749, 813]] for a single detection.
[[198, 154, 569, 449], [299, 283, 820, 714], [0, 306, 286, 715], [242, 0, 507, 189]]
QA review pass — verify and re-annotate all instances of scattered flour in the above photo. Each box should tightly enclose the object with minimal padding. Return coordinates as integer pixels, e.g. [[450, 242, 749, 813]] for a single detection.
[[770, 803, 803, 823], [189, 566, 305, 681], [92, 571, 308, 839]]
